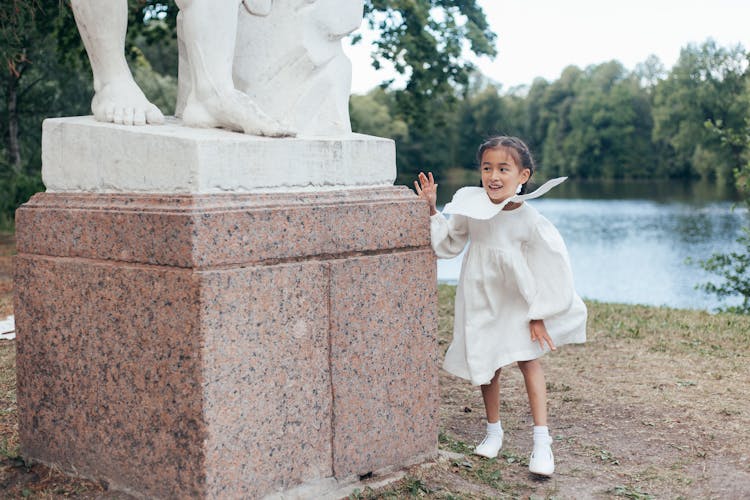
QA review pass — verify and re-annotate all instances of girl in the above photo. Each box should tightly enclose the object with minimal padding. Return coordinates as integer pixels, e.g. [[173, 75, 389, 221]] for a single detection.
[[415, 136, 587, 476]]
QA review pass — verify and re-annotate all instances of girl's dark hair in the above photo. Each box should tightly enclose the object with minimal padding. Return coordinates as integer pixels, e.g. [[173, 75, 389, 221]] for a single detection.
[[476, 136, 536, 194]]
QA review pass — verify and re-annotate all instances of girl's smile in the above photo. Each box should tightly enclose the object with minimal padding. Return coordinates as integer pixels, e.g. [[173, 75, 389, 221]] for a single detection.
[[480, 148, 531, 205]]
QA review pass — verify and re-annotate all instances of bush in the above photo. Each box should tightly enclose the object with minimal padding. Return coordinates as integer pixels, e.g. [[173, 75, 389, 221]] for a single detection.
[[698, 224, 750, 313], [0, 168, 44, 230]]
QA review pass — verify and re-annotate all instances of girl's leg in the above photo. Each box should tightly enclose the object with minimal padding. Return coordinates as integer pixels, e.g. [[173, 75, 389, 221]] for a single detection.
[[517, 359, 547, 425], [517, 359, 555, 476], [480, 368, 502, 423], [475, 368, 504, 458]]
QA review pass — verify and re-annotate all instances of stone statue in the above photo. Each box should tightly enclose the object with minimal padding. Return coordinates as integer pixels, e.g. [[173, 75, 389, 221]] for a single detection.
[[71, 0, 364, 137]]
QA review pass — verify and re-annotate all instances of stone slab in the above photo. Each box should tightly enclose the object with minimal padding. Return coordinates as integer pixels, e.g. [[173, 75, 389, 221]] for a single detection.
[[15, 187, 426, 269], [330, 251, 439, 477], [15, 256, 207, 498], [14, 188, 438, 499], [201, 263, 334, 497], [41, 116, 396, 193]]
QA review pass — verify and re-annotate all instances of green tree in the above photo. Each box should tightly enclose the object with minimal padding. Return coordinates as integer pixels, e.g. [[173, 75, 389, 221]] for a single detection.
[[523, 77, 551, 161], [563, 61, 655, 179], [358, 1, 497, 181], [125, 2, 179, 113], [350, 87, 408, 141], [698, 226, 750, 314], [697, 85, 750, 313], [454, 78, 525, 169], [362, 0, 496, 120], [633, 54, 667, 90], [0, 0, 90, 228], [652, 40, 749, 181], [535, 65, 583, 178]]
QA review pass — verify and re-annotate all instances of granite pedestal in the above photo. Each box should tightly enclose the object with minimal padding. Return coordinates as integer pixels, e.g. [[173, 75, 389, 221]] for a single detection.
[[14, 119, 439, 499]]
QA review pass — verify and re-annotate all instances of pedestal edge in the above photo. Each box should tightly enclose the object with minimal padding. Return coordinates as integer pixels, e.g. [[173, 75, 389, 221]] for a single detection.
[[15, 186, 432, 269], [41, 116, 397, 193]]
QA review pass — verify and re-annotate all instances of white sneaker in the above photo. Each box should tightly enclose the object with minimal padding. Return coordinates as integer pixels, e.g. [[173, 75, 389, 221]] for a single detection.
[[473, 429, 504, 458], [528, 438, 555, 476]]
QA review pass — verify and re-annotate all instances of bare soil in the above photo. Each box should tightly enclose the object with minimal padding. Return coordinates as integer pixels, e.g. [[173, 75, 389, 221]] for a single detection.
[[1, 235, 749, 499], [360, 287, 750, 499]]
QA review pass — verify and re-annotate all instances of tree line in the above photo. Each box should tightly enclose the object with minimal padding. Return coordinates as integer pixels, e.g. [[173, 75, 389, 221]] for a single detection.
[[352, 40, 750, 186]]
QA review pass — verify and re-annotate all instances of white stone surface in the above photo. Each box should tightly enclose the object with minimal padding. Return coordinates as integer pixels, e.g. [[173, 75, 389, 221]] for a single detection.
[[231, 0, 363, 136], [41, 116, 396, 193], [0, 316, 14, 340]]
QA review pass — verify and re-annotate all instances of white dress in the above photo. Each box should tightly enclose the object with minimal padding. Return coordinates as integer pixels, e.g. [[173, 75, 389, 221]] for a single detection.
[[431, 179, 587, 386]]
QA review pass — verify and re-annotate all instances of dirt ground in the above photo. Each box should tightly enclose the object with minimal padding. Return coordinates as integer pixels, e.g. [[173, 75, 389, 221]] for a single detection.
[[1, 234, 749, 498], [361, 287, 750, 499]]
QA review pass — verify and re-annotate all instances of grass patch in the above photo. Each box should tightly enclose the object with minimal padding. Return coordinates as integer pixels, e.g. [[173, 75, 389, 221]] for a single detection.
[[438, 432, 473, 456], [349, 476, 431, 499], [588, 301, 750, 354], [437, 432, 524, 494], [610, 484, 655, 499]]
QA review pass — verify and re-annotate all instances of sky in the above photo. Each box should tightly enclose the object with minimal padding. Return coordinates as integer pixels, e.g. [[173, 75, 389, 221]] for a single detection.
[[344, 0, 750, 94]]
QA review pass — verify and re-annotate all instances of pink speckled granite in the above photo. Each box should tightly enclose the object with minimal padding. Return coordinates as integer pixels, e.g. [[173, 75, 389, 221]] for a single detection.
[[330, 251, 439, 478], [15, 256, 206, 498], [15, 188, 427, 268], [200, 263, 334, 497], [14, 188, 438, 498]]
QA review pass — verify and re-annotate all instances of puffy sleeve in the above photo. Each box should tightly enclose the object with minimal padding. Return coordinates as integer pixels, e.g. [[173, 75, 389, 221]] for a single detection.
[[524, 215, 576, 320], [430, 212, 469, 259]]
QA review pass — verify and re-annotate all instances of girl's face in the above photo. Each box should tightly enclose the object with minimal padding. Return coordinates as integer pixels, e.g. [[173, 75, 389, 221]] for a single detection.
[[480, 147, 531, 204]]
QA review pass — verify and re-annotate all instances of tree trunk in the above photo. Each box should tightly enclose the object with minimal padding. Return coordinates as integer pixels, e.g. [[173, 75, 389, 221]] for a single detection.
[[7, 73, 22, 172]]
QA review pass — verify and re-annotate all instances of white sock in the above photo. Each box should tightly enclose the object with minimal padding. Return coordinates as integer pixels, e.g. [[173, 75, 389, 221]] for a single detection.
[[487, 420, 503, 436], [533, 425, 551, 443]]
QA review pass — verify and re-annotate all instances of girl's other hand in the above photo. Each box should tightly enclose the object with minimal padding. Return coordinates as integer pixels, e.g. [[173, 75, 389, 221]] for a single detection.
[[414, 171, 438, 216], [530, 319, 556, 351]]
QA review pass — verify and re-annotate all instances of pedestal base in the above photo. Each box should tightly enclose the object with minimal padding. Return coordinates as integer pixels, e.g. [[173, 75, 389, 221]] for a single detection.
[[14, 187, 438, 498], [41, 117, 396, 193]]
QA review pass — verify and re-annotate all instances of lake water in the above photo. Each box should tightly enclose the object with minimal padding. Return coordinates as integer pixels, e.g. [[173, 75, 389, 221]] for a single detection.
[[434, 179, 748, 311]]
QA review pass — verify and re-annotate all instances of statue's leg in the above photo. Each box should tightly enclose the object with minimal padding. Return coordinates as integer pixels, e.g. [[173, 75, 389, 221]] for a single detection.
[[176, 0, 293, 136], [71, 0, 164, 125]]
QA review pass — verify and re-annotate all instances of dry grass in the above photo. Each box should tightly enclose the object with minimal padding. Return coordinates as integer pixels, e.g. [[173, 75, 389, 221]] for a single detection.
[[1, 234, 749, 498], [0, 232, 14, 318]]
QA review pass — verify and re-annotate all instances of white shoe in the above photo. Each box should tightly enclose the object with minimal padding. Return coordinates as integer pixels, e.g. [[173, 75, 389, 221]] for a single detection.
[[528, 438, 555, 476], [473, 429, 504, 458]]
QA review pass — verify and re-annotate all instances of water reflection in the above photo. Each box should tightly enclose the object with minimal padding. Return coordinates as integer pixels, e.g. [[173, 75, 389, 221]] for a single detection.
[[432, 180, 748, 311]]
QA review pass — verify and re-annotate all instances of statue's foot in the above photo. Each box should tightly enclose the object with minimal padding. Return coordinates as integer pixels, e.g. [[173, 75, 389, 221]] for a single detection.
[[91, 79, 165, 126], [182, 88, 295, 137]]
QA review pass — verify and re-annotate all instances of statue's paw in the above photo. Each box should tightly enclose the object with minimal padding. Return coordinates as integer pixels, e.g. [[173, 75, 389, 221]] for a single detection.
[[252, 122, 296, 138]]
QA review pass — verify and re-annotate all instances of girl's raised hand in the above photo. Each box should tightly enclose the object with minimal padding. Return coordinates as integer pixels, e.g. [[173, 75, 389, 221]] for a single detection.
[[530, 319, 556, 351], [414, 171, 438, 216]]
